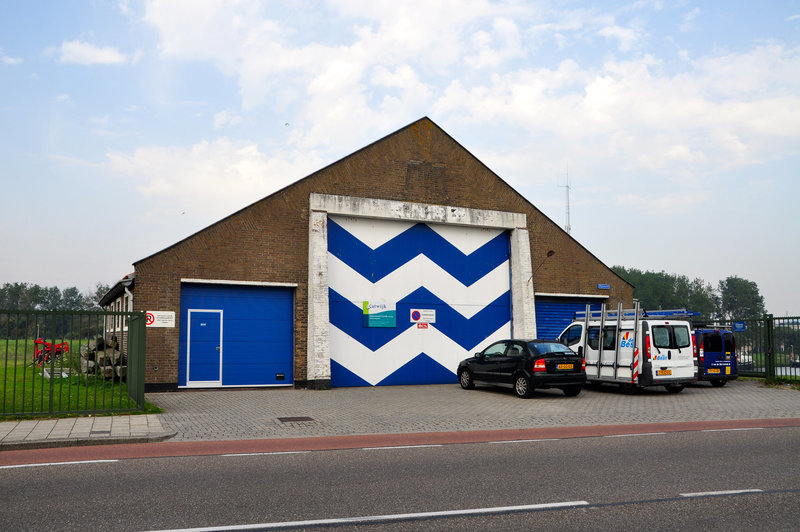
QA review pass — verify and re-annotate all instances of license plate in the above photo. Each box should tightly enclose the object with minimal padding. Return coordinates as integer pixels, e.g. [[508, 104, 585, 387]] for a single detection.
[[708, 368, 720, 374], [557, 363, 573, 370], [656, 369, 672, 376]]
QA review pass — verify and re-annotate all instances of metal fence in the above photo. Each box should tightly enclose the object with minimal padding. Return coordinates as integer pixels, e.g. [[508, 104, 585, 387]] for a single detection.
[[1, 309, 146, 417], [723, 314, 800, 384]]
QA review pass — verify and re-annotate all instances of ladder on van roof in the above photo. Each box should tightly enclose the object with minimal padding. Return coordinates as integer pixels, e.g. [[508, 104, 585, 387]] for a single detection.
[[575, 302, 698, 384], [574, 306, 698, 321]]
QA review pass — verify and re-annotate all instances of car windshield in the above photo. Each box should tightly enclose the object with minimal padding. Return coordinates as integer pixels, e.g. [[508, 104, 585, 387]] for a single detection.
[[528, 342, 573, 355]]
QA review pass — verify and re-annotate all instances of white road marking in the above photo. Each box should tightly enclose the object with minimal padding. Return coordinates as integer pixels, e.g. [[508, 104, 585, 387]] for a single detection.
[[681, 489, 763, 497], [603, 432, 666, 438], [221, 451, 310, 457], [0, 459, 118, 470], [361, 444, 443, 450], [701, 428, 764, 433], [489, 438, 561, 444], [147, 500, 590, 531]]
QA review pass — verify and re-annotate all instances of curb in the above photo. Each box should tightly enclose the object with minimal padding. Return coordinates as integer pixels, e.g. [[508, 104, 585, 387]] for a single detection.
[[0, 431, 176, 452]]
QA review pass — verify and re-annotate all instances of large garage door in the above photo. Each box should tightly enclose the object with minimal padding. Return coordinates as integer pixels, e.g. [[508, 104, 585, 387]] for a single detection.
[[327, 216, 512, 387], [179, 283, 294, 388], [535, 297, 603, 340]]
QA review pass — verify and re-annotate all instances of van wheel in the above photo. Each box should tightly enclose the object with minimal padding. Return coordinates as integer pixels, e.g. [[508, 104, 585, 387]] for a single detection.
[[458, 368, 475, 390], [562, 385, 582, 397], [710, 379, 727, 387], [514, 375, 533, 398], [665, 384, 684, 393]]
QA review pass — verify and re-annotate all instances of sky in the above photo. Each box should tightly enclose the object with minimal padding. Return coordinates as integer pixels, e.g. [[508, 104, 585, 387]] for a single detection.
[[1, 1, 799, 314]]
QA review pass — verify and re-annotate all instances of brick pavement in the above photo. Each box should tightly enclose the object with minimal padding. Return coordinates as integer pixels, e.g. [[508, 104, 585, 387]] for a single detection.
[[150, 380, 800, 441], [2, 380, 799, 450]]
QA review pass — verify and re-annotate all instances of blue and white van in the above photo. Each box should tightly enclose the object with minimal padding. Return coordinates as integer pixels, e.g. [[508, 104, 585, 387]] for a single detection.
[[693, 328, 737, 387]]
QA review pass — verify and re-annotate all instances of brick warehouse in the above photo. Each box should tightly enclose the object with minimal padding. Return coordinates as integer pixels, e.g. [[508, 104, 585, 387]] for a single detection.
[[114, 117, 632, 391]]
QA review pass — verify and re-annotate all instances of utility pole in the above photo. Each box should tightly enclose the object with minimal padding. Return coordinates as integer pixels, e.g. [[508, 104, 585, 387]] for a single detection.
[[558, 165, 571, 235]]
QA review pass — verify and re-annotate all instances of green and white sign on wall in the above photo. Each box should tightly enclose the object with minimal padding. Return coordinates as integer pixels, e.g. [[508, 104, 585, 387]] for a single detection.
[[362, 300, 397, 328]]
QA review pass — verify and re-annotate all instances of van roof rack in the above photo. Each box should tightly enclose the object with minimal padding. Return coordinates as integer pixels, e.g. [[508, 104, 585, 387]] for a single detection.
[[691, 322, 732, 329], [574, 308, 699, 320]]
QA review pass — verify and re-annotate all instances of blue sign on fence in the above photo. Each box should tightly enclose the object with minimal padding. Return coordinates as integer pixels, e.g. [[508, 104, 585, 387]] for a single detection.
[[734, 321, 746, 332]]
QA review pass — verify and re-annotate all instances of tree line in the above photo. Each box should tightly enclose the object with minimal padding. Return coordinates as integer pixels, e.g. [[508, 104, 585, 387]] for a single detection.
[[611, 266, 767, 320], [0, 282, 111, 312]]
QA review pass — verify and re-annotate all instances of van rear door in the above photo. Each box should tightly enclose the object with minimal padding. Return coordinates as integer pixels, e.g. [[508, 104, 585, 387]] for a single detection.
[[647, 321, 695, 381]]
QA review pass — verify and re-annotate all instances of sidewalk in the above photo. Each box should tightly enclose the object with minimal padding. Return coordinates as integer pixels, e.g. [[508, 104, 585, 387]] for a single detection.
[[0, 414, 174, 451], [2, 380, 800, 451]]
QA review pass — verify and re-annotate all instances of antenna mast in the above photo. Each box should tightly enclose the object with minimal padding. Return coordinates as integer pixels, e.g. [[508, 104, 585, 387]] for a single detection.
[[558, 165, 572, 235]]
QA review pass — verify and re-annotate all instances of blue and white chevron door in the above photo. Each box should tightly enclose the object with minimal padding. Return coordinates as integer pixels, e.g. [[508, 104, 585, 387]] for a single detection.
[[327, 215, 511, 386]]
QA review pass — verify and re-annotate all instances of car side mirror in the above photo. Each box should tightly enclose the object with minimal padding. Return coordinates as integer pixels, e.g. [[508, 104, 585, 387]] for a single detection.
[[577, 346, 583, 356], [475, 352, 482, 358]]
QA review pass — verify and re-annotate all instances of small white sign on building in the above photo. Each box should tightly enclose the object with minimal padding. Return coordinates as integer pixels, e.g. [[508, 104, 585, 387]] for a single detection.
[[146, 310, 175, 328], [410, 308, 436, 324]]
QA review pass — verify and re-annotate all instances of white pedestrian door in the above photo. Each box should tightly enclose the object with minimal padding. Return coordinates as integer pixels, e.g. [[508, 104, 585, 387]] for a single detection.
[[187, 310, 222, 387]]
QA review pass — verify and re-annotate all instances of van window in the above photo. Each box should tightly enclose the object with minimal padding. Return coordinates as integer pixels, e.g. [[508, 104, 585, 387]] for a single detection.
[[587, 327, 600, 350], [652, 325, 691, 349], [703, 332, 723, 352], [652, 326, 671, 348], [587, 326, 616, 350], [602, 327, 617, 350], [724, 332, 735, 352], [673, 326, 691, 348], [561, 325, 582, 347]]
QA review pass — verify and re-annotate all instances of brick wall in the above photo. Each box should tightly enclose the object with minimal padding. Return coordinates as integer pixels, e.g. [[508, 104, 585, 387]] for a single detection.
[[134, 117, 633, 387]]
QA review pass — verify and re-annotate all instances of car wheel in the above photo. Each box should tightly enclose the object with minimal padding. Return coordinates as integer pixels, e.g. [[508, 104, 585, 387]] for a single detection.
[[561, 385, 582, 397], [710, 379, 727, 387], [458, 368, 475, 390], [514, 374, 533, 398], [665, 384, 684, 393]]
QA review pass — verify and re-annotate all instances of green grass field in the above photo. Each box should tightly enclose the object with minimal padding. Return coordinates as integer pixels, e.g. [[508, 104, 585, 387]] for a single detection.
[[1, 338, 138, 417]]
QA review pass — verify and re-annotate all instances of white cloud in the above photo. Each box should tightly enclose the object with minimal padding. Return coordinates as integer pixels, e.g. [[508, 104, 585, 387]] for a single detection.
[[213, 110, 242, 129], [1, 46, 22, 65], [434, 44, 800, 180], [106, 138, 325, 222], [135, 1, 800, 227], [680, 8, 701, 32], [88, 114, 111, 125], [56, 93, 73, 104], [465, 17, 523, 68], [596, 24, 643, 51], [58, 40, 132, 65]]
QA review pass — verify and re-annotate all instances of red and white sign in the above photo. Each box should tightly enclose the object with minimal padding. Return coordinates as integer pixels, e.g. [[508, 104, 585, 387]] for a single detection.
[[417, 323, 428, 329], [145, 310, 175, 328]]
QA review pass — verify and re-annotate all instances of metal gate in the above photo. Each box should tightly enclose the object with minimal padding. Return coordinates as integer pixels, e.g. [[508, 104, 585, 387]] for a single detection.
[[724, 314, 800, 384]]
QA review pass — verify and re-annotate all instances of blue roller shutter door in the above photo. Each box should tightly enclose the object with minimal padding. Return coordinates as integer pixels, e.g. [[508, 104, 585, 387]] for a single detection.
[[535, 297, 603, 340], [179, 284, 294, 387]]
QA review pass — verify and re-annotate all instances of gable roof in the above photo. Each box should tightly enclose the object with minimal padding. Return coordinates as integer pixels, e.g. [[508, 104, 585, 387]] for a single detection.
[[133, 116, 631, 290]]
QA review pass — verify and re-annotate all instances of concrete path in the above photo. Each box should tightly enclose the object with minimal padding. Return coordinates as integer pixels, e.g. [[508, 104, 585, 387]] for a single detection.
[[2, 380, 799, 451]]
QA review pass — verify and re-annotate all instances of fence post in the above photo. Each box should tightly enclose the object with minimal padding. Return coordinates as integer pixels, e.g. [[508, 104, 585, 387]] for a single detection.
[[127, 312, 146, 409], [764, 313, 775, 383], [48, 313, 56, 415]]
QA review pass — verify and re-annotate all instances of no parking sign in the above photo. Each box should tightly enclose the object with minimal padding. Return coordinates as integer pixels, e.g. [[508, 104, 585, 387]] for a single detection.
[[410, 308, 436, 324], [145, 310, 175, 328]]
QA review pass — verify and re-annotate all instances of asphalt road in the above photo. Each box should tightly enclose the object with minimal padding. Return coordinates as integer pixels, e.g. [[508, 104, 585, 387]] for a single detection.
[[2, 426, 798, 531]]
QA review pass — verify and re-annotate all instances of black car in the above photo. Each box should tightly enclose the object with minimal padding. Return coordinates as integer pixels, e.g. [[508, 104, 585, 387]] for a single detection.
[[457, 339, 586, 398]]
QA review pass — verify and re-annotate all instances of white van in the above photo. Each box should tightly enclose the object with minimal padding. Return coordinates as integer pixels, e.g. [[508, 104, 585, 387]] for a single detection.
[[557, 302, 696, 393]]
